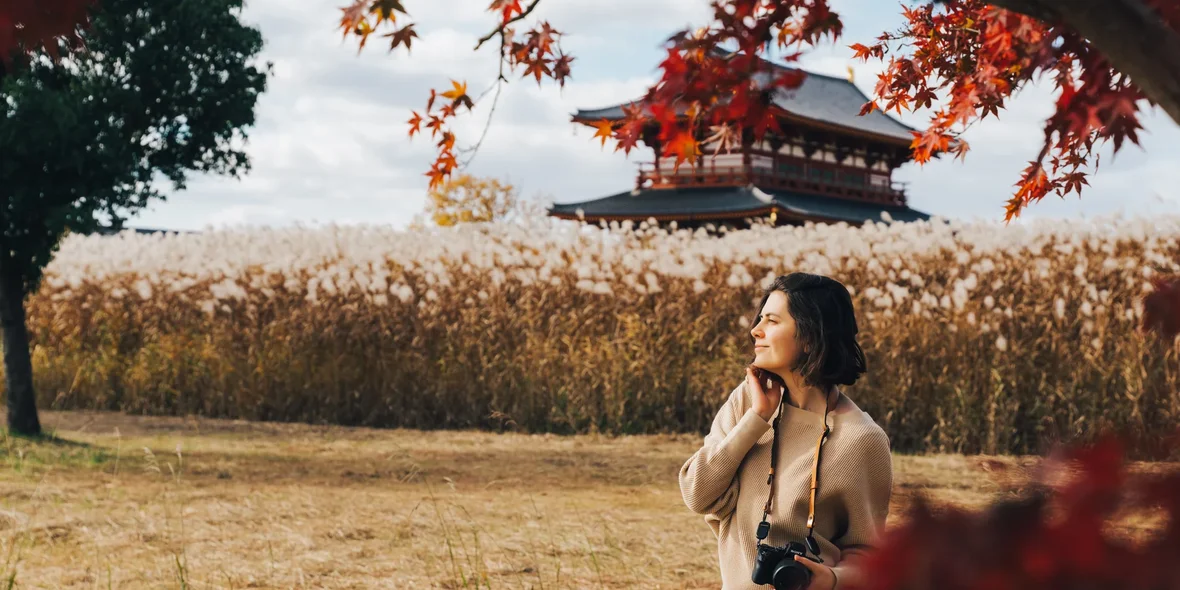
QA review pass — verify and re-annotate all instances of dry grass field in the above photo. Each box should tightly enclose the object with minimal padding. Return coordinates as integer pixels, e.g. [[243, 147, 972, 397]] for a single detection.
[[0, 410, 1171, 589]]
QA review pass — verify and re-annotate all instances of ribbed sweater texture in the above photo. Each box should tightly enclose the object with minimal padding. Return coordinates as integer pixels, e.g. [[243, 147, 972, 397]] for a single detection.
[[678, 379, 893, 589]]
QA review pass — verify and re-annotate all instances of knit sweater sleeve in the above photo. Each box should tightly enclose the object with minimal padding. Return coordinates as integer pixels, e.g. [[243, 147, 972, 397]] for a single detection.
[[678, 380, 772, 518], [830, 425, 893, 590]]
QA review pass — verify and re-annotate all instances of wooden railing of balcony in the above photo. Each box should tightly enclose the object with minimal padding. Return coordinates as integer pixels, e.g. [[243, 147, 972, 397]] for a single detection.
[[635, 154, 908, 206]]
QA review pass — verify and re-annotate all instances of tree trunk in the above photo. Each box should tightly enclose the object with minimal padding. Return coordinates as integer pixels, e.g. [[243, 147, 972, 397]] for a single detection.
[[0, 269, 40, 437], [987, 0, 1180, 126]]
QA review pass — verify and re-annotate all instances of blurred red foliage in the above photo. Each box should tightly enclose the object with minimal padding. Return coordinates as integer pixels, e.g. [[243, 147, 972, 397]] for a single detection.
[[853, 432, 1180, 590], [0, 0, 94, 68]]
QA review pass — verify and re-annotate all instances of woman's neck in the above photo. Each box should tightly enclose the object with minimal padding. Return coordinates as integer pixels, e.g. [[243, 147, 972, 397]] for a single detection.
[[782, 372, 835, 414]]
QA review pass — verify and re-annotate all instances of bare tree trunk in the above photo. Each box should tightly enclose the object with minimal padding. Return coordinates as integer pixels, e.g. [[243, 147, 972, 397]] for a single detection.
[[986, 0, 1180, 125], [0, 269, 40, 437]]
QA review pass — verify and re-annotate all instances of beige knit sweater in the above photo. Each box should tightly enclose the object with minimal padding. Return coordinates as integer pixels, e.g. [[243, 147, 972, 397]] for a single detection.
[[679, 379, 893, 590]]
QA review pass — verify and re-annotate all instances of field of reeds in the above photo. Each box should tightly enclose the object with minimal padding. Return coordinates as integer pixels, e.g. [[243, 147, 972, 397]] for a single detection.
[[13, 213, 1180, 456]]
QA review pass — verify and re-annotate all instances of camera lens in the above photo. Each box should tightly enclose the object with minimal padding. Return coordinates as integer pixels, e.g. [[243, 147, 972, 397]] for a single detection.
[[772, 559, 810, 590]]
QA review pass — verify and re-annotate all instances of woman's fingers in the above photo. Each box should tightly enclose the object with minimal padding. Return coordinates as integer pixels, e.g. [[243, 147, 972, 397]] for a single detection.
[[793, 556, 836, 590], [792, 555, 822, 572], [767, 380, 784, 410], [747, 367, 769, 410]]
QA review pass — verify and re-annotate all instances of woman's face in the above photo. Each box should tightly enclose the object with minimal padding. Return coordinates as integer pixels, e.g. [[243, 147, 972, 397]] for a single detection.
[[750, 290, 803, 373]]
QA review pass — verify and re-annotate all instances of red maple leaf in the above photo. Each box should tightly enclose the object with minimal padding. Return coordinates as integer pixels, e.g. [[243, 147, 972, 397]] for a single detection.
[[522, 58, 551, 84], [440, 79, 474, 110], [489, 0, 523, 23], [665, 128, 701, 170], [383, 23, 418, 53], [1059, 171, 1088, 195], [1006, 163, 1051, 222], [552, 52, 574, 86], [424, 114, 445, 138], [592, 119, 613, 147], [406, 111, 423, 137]]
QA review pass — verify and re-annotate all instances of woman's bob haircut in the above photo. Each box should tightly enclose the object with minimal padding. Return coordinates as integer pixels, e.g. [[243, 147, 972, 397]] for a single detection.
[[750, 272, 867, 389]]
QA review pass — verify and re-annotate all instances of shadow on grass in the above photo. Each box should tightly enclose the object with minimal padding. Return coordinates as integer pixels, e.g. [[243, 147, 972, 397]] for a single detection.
[[0, 428, 113, 471], [2, 430, 93, 448]]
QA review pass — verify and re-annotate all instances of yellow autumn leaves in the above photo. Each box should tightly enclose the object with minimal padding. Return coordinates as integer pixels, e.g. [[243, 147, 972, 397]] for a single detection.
[[417, 174, 519, 228]]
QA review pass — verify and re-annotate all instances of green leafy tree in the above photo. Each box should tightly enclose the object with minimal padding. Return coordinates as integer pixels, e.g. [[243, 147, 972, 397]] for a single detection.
[[0, 0, 269, 436]]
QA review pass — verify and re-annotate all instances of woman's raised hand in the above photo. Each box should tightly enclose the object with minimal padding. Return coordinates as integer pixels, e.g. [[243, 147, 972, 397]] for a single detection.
[[747, 365, 784, 422]]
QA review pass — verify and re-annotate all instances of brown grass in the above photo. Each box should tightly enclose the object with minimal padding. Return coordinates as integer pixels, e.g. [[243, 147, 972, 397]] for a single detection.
[[0, 410, 1171, 589]]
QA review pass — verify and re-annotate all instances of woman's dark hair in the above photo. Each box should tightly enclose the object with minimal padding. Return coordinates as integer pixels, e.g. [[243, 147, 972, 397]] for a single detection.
[[749, 272, 866, 388]]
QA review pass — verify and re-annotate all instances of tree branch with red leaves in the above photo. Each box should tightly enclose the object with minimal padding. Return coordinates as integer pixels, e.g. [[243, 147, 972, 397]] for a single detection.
[[0, 0, 95, 71], [985, 0, 1180, 124], [339, 0, 572, 189], [856, 0, 1179, 221]]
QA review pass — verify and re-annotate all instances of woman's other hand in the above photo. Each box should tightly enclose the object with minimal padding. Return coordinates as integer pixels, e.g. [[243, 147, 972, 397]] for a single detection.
[[793, 555, 837, 590]]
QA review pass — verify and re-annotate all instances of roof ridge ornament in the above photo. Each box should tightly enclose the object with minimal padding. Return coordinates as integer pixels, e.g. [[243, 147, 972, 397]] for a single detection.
[[750, 185, 774, 204]]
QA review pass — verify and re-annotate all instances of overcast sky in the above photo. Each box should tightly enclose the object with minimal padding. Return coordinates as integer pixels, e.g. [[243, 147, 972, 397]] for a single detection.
[[130, 0, 1180, 231]]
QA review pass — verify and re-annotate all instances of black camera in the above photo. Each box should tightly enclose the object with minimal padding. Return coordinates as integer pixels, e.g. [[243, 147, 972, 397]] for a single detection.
[[751, 540, 815, 589]]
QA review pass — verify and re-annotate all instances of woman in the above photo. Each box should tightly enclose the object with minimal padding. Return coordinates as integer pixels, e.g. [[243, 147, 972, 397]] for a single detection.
[[679, 272, 893, 590]]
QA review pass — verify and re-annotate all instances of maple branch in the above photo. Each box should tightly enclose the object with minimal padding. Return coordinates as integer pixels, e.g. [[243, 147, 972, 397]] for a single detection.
[[474, 0, 543, 51], [457, 78, 503, 167], [986, 0, 1180, 125], [458, 35, 511, 169]]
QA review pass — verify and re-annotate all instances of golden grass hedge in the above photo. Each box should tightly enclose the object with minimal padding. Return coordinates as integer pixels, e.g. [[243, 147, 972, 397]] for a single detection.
[[12, 213, 1180, 455]]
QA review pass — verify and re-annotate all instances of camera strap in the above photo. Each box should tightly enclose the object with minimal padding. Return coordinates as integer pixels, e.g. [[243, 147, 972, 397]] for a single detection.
[[756, 385, 836, 560]]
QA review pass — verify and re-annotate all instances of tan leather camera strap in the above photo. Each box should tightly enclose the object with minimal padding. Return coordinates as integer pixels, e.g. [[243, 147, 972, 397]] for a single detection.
[[756, 385, 836, 556]]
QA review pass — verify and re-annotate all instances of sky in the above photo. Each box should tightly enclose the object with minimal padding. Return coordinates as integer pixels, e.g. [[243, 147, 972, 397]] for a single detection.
[[130, 0, 1180, 231]]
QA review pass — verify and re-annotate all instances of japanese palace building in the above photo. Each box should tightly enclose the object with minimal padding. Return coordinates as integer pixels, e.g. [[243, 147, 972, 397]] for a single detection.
[[547, 52, 931, 230]]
